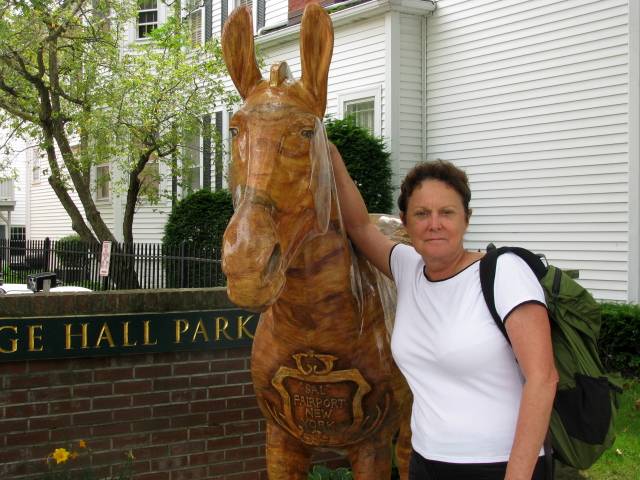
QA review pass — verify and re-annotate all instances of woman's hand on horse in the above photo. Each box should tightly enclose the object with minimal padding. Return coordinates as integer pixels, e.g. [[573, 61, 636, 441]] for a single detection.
[[329, 143, 395, 278]]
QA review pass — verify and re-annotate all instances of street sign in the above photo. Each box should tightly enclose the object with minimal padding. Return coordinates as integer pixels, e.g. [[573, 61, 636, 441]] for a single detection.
[[99, 241, 112, 277]]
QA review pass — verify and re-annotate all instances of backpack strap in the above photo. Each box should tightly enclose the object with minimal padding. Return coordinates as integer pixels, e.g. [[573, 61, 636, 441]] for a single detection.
[[479, 245, 555, 474], [479, 245, 548, 345]]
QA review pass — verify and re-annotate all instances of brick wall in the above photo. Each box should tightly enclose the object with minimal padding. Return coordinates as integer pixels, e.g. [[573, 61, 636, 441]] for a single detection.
[[0, 289, 344, 479], [0, 347, 267, 480]]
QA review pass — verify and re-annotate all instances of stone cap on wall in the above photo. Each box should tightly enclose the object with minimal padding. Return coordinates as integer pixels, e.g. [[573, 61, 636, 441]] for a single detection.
[[0, 288, 234, 319]]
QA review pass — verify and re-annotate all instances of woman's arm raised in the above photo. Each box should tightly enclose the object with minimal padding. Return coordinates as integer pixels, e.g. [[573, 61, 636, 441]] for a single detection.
[[329, 143, 395, 278]]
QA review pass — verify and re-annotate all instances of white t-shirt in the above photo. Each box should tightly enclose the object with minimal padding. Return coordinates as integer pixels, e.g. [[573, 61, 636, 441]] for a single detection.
[[390, 244, 546, 463]]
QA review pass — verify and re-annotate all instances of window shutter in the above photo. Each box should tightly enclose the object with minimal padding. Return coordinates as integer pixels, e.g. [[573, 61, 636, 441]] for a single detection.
[[202, 114, 212, 191], [189, 8, 203, 45], [257, 0, 265, 30], [221, 0, 228, 29], [214, 111, 224, 191], [205, 0, 212, 41]]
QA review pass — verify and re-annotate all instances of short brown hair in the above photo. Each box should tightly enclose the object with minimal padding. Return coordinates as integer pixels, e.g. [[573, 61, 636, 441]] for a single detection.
[[397, 160, 471, 220]]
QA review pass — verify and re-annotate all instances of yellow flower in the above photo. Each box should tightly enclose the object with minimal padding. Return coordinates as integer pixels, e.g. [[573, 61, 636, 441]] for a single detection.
[[70, 451, 79, 460], [78, 440, 87, 449], [52, 448, 70, 464]]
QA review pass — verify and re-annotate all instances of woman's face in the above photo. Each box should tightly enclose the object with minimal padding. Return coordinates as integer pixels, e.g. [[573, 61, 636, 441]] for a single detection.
[[402, 179, 469, 263]]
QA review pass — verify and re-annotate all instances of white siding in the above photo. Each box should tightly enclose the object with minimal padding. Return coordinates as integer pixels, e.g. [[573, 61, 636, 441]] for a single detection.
[[131, 204, 171, 242], [95, 197, 115, 235], [27, 147, 83, 240], [265, 0, 288, 28], [426, 0, 630, 301], [130, 163, 173, 242], [260, 15, 387, 128], [212, 0, 223, 38], [398, 13, 426, 180]]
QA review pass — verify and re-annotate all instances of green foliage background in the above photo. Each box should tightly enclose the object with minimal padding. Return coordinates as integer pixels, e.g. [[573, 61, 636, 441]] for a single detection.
[[325, 117, 393, 214], [599, 303, 640, 376], [162, 190, 233, 287], [55, 234, 88, 268], [163, 190, 234, 248]]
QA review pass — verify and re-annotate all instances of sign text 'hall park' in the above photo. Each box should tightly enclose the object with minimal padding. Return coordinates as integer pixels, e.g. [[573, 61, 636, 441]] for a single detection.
[[0, 309, 258, 361]]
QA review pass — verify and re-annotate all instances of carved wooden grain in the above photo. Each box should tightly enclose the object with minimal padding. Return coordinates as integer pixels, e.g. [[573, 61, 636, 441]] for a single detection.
[[221, 5, 412, 479]]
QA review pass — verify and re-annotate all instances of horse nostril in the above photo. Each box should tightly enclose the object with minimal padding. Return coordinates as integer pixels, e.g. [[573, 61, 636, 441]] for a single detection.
[[265, 244, 282, 276]]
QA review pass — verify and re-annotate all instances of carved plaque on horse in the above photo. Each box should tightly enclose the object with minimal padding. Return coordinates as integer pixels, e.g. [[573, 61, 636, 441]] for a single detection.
[[221, 4, 411, 479]]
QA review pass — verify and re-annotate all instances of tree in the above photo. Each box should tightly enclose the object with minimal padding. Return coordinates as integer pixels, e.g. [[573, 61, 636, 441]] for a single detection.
[[0, 0, 234, 248]]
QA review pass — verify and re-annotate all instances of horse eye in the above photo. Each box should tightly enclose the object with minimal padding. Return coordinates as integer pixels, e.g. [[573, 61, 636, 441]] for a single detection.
[[229, 127, 239, 137], [301, 129, 314, 139]]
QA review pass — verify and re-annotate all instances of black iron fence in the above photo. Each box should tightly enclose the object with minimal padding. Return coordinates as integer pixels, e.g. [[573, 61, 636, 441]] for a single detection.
[[0, 238, 225, 290]]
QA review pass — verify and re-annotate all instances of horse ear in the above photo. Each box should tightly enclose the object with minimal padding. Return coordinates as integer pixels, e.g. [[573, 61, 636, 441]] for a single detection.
[[222, 6, 263, 99], [311, 119, 332, 235], [299, 4, 334, 117]]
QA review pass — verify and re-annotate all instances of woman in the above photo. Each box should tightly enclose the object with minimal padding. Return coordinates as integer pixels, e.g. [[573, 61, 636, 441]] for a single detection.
[[330, 144, 558, 480]]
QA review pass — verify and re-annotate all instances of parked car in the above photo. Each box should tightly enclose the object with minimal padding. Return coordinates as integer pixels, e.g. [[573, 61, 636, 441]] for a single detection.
[[0, 272, 91, 294], [0, 284, 92, 295]]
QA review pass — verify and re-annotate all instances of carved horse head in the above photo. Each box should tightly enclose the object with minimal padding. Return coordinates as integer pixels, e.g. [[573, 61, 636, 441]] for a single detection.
[[221, 4, 335, 311]]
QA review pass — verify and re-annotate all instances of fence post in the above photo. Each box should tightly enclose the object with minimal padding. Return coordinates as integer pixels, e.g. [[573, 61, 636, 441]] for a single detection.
[[180, 241, 185, 288], [44, 237, 51, 271], [1, 238, 6, 283]]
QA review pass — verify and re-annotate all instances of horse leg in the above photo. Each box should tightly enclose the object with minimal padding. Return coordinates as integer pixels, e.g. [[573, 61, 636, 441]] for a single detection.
[[347, 435, 393, 480], [266, 422, 311, 480], [394, 410, 412, 480]]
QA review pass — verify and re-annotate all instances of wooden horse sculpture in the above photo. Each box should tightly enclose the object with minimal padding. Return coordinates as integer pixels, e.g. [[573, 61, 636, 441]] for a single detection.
[[221, 4, 412, 479]]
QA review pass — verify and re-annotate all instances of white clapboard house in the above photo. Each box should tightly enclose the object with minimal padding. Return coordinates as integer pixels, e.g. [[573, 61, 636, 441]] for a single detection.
[[20, 0, 639, 302]]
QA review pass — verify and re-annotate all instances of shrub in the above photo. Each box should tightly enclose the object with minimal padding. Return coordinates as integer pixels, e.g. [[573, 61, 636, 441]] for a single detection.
[[163, 189, 234, 248], [325, 116, 393, 213], [162, 189, 234, 287], [56, 234, 88, 268], [599, 302, 640, 376]]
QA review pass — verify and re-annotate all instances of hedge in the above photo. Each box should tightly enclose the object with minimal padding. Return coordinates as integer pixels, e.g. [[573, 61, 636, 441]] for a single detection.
[[600, 302, 640, 376], [325, 116, 393, 214], [162, 189, 234, 287]]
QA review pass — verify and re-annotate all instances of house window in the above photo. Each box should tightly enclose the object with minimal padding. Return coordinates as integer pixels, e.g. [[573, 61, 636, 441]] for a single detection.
[[229, 0, 263, 33], [344, 98, 375, 135], [139, 161, 160, 201], [32, 153, 44, 183], [10, 226, 25, 241], [337, 86, 382, 137], [137, 0, 158, 39], [188, 7, 203, 46], [96, 164, 111, 200]]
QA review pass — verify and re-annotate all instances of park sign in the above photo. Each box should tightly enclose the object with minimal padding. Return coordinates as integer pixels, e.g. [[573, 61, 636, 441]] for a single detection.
[[0, 309, 258, 361]]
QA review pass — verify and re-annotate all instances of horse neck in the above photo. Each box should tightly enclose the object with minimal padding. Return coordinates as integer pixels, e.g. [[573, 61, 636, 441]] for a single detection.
[[279, 196, 355, 307]]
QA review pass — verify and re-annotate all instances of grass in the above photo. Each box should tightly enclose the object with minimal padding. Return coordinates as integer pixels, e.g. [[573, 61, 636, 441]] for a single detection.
[[556, 378, 640, 480]]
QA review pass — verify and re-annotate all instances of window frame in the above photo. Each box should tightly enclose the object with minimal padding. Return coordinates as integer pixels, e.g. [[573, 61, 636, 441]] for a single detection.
[[190, 7, 204, 46], [136, 0, 159, 40], [95, 164, 111, 201], [336, 86, 382, 137], [138, 159, 161, 202], [10, 226, 26, 241], [31, 152, 44, 184], [229, 0, 259, 33]]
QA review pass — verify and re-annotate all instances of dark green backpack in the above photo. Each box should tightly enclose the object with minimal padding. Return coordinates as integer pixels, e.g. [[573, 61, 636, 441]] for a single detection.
[[479, 245, 623, 470]]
